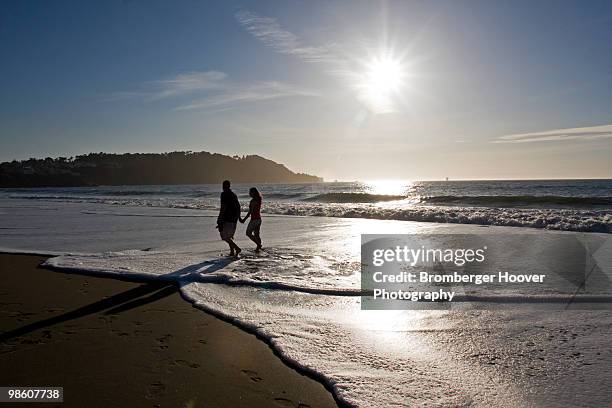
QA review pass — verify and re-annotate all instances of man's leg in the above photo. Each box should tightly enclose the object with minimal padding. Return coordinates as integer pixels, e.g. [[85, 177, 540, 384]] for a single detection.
[[223, 238, 235, 255], [227, 238, 241, 255]]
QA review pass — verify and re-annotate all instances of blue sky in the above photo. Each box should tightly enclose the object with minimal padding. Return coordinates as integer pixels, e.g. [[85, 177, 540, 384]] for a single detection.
[[1, 0, 611, 180]]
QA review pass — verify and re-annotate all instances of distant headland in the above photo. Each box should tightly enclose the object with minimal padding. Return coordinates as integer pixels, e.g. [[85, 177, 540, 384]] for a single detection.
[[0, 151, 322, 187]]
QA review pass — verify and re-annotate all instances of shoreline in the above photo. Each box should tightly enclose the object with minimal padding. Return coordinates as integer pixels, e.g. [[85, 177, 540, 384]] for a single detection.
[[0, 254, 339, 408], [40, 250, 352, 408], [1, 195, 609, 234]]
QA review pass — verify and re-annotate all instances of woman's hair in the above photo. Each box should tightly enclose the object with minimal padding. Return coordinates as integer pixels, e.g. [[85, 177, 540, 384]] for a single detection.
[[249, 187, 262, 202]]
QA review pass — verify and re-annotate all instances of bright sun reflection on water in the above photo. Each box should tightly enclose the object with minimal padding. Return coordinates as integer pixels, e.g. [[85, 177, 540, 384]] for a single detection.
[[350, 309, 442, 358], [363, 180, 413, 196], [357, 309, 408, 331]]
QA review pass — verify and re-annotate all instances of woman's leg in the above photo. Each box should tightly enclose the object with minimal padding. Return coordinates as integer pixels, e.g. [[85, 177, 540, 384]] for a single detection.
[[246, 221, 262, 249], [246, 232, 259, 246], [253, 222, 262, 249], [246, 223, 257, 245]]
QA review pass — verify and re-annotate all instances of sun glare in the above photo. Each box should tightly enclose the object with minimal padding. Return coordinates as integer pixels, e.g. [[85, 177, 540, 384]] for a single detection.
[[366, 56, 404, 94], [356, 52, 407, 113]]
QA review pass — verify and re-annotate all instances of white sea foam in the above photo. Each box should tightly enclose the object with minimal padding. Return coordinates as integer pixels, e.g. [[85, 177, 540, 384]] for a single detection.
[[43, 248, 361, 293]]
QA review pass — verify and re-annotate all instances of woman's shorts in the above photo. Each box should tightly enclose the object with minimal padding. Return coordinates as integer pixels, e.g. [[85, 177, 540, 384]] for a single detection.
[[246, 219, 262, 235], [219, 222, 237, 240]]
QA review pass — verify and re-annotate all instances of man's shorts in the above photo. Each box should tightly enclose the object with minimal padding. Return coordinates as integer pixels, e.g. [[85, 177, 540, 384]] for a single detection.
[[246, 219, 262, 235], [219, 222, 237, 240]]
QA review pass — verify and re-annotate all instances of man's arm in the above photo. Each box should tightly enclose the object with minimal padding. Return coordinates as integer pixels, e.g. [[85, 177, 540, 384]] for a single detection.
[[235, 194, 241, 219], [217, 193, 225, 227], [240, 207, 251, 223]]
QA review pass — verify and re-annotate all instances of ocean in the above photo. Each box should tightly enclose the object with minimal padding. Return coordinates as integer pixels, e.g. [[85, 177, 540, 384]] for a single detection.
[[2, 179, 611, 232]]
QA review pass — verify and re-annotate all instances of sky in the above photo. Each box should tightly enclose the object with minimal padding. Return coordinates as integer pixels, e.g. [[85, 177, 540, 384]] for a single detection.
[[1, 0, 612, 181]]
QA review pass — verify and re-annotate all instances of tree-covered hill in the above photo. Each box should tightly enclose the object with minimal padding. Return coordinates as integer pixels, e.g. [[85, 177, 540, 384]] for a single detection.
[[0, 151, 322, 187]]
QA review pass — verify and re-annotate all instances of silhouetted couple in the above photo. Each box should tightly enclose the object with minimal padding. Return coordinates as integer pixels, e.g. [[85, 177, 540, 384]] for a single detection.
[[217, 180, 263, 256]]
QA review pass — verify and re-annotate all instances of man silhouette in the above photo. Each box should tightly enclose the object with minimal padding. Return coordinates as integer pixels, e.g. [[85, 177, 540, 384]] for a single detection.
[[217, 180, 241, 256]]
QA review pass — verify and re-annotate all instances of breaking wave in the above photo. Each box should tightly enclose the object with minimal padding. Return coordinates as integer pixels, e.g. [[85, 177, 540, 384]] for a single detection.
[[422, 195, 612, 207], [303, 192, 407, 203], [260, 192, 305, 199], [262, 202, 611, 233]]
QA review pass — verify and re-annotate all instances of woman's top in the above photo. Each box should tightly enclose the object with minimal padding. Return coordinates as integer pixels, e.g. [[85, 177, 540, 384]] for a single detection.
[[250, 198, 261, 220]]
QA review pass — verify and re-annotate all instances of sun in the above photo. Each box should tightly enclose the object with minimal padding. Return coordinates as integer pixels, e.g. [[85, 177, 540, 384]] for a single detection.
[[356, 52, 407, 113], [365, 55, 404, 94]]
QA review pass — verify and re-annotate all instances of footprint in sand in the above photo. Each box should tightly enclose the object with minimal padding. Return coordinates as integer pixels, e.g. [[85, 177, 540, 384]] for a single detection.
[[273, 397, 312, 408], [146, 381, 166, 399], [154, 334, 172, 351], [273, 397, 295, 407], [241, 369, 263, 383], [156, 334, 172, 343], [172, 359, 201, 369]]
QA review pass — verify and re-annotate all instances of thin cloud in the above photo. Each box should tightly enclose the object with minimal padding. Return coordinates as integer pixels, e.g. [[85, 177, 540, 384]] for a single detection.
[[146, 71, 227, 100], [104, 71, 227, 102], [106, 70, 317, 111], [493, 124, 612, 144], [235, 10, 337, 64], [174, 81, 318, 111]]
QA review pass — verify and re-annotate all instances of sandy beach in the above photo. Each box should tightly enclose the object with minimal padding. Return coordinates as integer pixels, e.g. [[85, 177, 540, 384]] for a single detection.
[[0, 254, 338, 408]]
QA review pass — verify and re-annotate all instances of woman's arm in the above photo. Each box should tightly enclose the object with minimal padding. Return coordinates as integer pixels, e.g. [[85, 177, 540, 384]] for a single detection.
[[240, 201, 253, 223]]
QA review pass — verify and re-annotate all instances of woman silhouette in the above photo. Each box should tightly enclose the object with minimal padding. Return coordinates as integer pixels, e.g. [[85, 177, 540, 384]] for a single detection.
[[240, 187, 263, 251]]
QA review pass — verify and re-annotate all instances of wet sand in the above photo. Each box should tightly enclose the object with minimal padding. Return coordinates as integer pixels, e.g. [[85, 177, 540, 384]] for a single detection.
[[0, 254, 338, 408]]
